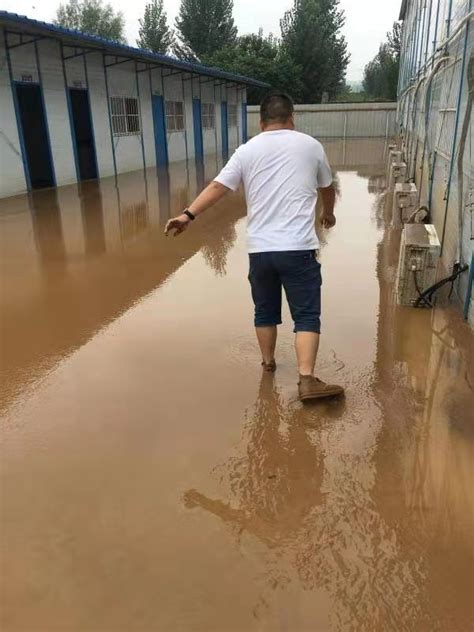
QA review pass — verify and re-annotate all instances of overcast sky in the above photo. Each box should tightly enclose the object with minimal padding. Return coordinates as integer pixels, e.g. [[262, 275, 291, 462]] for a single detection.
[[2, 0, 401, 81]]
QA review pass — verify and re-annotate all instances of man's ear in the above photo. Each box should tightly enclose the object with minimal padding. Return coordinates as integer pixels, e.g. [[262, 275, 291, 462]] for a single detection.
[[289, 115, 295, 129]]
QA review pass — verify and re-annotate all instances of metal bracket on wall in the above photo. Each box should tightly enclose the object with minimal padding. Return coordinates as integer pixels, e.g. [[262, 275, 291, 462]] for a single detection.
[[104, 56, 134, 68], [5, 31, 46, 50], [62, 47, 98, 61], [162, 70, 183, 78]]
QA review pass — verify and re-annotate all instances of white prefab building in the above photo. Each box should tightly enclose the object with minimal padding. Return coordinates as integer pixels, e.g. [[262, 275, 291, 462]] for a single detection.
[[0, 11, 268, 199]]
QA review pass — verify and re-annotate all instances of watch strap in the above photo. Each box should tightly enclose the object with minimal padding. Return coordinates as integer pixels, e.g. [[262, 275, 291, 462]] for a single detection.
[[184, 209, 195, 221]]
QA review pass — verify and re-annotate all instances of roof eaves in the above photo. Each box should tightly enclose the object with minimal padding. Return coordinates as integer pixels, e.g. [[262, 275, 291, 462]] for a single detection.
[[0, 10, 270, 89]]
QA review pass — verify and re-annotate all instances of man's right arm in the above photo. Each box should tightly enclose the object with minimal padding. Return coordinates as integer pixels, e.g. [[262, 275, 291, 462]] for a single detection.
[[319, 185, 336, 228], [316, 146, 336, 228]]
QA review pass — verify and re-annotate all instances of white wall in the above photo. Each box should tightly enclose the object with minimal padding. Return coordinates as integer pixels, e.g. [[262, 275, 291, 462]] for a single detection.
[[201, 80, 219, 156], [163, 72, 188, 162], [37, 38, 76, 187], [0, 25, 248, 199], [138, 69, 156, 169], [227, 85, 239, 151], [85, 52, 115, 179], [0, 30, 27, 197], [108, 60, 144, 175]]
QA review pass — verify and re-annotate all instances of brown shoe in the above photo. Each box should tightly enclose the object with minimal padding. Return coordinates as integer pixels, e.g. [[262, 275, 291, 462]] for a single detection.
[[298, 375, 344, 401], [262, 360, 277, 372]]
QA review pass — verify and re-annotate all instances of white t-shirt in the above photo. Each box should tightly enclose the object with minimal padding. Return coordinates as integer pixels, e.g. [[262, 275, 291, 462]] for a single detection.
[[214, 129, 333, 253]]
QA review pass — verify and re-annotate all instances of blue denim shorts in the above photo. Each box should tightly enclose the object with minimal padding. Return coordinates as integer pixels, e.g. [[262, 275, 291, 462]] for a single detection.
[[248, 250, 322, 333]]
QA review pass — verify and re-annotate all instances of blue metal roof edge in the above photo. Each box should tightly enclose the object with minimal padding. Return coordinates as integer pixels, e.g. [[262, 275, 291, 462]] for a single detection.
[[0, 10, 270, 89]]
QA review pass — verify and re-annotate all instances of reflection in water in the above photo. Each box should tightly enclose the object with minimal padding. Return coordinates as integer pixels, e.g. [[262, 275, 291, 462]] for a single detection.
[[79, 181, 106, 255], [185, 373, 426, 631], [156, 167, 171, 223], [0, 158, 245, 411], [120, 201, 148, 241], [30, 190, 66, 263], [1, 139, 472, 631]]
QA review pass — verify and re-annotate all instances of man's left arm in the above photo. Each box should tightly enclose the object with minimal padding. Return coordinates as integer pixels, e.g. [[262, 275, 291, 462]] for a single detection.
[[165, 150, 243, 237], [165, 182, 231, 236]]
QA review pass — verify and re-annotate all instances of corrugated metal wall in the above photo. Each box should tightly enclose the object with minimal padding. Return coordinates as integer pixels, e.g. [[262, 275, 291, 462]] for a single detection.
[[248, 103, 397, 139], [398, 0, 472, 321]]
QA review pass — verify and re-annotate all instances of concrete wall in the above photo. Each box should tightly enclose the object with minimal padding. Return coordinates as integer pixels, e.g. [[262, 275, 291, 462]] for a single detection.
[[248, 102, 398, 139], [0, 27, 248, 199]]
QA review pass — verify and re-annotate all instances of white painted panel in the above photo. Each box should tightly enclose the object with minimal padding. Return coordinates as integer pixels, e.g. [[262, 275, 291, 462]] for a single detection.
[[164, 73, 186, 162], [107, 62, 143, 175], [0, 30, 27, 197], [86, 53, 114, 178], [183, 76, 195, 158], [37, 39, 76, 186], [201, 81, 218, 156], [149, 68, 163, 95], [9, 36, 38, 82], [138, 70, 155, 168], [63, 49, 86, 88]]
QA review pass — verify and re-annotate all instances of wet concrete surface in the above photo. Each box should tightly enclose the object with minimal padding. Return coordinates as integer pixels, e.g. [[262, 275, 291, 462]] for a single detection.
[[1, 139, 473, 631]]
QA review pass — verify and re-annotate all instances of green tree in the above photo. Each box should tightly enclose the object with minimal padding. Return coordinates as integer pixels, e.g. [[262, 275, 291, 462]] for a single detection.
[[137, 0, 174, 54], [204, 30, 304, 104], [363, 23, 401, 101], [174, 0, 238, 61], [55, 0, 126, 43], [281, 0, 350, 103]]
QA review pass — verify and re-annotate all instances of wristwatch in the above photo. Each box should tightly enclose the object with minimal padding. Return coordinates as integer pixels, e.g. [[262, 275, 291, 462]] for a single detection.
[[183, 209, 195, 221]]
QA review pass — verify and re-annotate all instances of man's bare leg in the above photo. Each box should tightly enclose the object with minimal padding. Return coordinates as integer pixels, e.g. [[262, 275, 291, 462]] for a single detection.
[[295, 332, 320, 376], [256, 326, 277, 365]]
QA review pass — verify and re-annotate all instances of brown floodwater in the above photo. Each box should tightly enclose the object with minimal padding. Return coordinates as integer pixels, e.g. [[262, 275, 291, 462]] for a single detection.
[[1, 139, 473, 631]]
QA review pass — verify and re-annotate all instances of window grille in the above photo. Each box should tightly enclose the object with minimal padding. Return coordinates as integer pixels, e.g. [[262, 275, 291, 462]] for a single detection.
[[110, 96, 141, 136], [165, 101, 185, 132]]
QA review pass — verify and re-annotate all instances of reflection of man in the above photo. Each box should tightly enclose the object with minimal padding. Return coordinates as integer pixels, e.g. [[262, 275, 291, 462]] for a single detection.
[[165, 93, 343, 400]]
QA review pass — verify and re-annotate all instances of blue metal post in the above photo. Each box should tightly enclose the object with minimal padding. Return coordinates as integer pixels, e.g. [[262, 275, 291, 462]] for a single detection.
[[242, 100, 248, 143], [135, 60, 147, 174], [431, 0, 441, 66], [440, 1, 471, 254], [424, 0, 434, 66], [82, 52, 99, 179], [446, 0, 454, 40], [102, 51, 118, 180], [192, 97, 204, 163]]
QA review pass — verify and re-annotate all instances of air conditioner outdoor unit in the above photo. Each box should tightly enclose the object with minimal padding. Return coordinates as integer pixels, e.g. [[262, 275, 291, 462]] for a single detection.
[[396, 224, 441, 306], [388, 161, 407, 191], [392, 183, 418, 228], [386, 148, 402, 174]]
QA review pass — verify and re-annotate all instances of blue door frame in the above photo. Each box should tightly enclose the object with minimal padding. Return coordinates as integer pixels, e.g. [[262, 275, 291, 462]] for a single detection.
[[221, 101, 229, 161], [152, 94, 168, 168], [242, 102, 248, 142], [193, 97, 204, 163]]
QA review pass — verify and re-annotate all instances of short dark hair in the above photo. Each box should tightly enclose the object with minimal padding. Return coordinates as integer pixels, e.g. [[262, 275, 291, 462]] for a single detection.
[[260, 93, 294, 124]]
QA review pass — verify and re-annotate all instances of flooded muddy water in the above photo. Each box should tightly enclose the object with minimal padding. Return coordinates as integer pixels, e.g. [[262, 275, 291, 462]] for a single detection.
[[1, 139, 473, 631]]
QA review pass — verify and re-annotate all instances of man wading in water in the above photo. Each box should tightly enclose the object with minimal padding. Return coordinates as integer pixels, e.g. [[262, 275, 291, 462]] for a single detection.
[[165, 93, 344, 401]]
